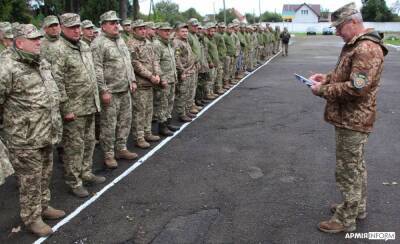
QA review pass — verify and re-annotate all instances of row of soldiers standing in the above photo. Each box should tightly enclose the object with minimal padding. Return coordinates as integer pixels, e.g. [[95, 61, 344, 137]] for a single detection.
[[0, 11, 283, 237]]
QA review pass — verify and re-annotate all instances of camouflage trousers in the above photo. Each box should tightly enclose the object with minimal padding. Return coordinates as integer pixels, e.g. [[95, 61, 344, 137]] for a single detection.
[[131, 87, 153, 139], [249, 49, 256, 70], [62, 114, 96, 189], [188, 72, 198, 109], [230, 56, 238, 79], [332, 127, 369, 229], [175, 73, 196, 116], [206, 68, 217, 95], [154, 83, 176, 123], [0, 139, 13, 186], [197, 73, 209, 101], [9, 145, 53, 225], [215, 64, 224, 91], [223, 56, 232, 82], [100, 91, 132, 156]]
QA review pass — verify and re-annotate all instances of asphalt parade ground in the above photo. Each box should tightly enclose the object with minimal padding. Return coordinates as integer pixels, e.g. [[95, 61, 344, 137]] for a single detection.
[[1, 35, 399, 244]]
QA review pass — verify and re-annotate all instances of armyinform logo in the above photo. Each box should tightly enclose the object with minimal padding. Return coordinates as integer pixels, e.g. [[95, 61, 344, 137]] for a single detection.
[[345, 232, 396, 241]]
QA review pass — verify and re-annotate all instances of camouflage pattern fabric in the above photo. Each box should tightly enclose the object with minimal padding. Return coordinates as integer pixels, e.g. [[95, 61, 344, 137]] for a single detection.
[[131, 88, 153, 139], [153, 83, 175, 122], [62, 114, 96, 189], [331, 127, 368, 229], [9, 145, 53, 225], [0, 48, 62, 149], [0, 139, 13, 185], [318, 30, 388, 133], [91, 33, 136, 93], [100, 91, 132, 155], [40, 34, 61, 65], [175, 73, 196, 116]]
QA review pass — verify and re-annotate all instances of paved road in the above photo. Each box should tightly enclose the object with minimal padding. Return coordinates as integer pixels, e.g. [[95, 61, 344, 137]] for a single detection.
[[1, 35, 399, 244]]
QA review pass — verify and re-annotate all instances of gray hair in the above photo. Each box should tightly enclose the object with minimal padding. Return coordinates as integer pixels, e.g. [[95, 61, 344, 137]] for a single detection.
[[350, 13, 363, 23]]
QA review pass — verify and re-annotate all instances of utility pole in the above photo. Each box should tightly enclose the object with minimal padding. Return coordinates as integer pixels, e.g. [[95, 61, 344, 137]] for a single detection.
[[259, 0, 261, 23], [223, 0, 227, 24], [213, 1, 216, 22]]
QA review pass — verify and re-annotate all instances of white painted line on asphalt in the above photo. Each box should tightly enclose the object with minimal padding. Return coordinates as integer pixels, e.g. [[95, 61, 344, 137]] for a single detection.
[[34, 50, 281, 244], [386, 43, 400, 51]]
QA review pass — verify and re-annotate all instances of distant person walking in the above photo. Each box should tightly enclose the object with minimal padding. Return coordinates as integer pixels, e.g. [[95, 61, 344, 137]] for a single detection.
[[280, 27, 291, 56]]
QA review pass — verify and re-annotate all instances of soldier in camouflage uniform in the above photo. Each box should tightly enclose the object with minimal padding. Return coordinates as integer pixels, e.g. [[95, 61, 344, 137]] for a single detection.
[[0, 24, 65, 236], [0, 138, 13, 186], [154, 22, 180, 135], [40, 15, 61, 65], [81, 20, 96, 45], [0, 22, 12, 54], [228, 23, 240, 83], [52, 13, 106, 198], [203, 23, 220, 100], [121, 19, 132, 42], [274, 26, 281, 53], [196, 25, 213, 102], [310, 3, 388, 233], [127, 20, 162, 148], [219, 23, 234, 90], [214, 23, 227, 94], [173, 23, 197, 122], [187, 18, 204, 113], [92, 11, 137, 169]]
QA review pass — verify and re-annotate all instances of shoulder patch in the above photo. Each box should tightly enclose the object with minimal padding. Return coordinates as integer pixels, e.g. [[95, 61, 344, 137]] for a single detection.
[[352, 72, 368, 89]]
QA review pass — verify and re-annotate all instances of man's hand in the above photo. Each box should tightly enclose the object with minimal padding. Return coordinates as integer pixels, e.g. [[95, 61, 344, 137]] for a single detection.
[[309, 73, 328, 84], [150, 75, 160, 85], [101, 91, 112, 106], [64, 112, 76, 122], [160, 80, 168, 89], [311, 81, 323, 96], [130, 82, 137, 93]]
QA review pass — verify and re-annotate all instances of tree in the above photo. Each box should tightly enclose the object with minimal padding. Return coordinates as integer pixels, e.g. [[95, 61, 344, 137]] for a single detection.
[[119, 0, 128, 20], [0, 0, 32, 23], [361, 0, 394, 21], [260, 11, 282, 22], [154, 0, 184, 25], [245, 13, 259, 24], [132, 0, 140, 20], [215, 9, 236, 23], [182, 7, 203, 22], [80, 0, 119, 24]]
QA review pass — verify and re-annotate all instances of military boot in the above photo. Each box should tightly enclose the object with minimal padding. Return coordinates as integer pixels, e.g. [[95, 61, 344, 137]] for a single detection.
[[194, 104, 203, 111], [145, 133, 160, 142], [205, 93, 216, 100], [42, 206, 66, 220], [189, 107, 199, 114], [27, 218, 53, 237], [166, 119, 180, 131], [318, 219, 356, 233], [116, 149, 138, 160], [83, 174, 106, 185], [70, 185, 89, 198], [104, 153, 118, 169], [186, 112, 197, 118], [179, 115, 192, 122], [136, 138, 150, 149], [159, 122, 174, 136]]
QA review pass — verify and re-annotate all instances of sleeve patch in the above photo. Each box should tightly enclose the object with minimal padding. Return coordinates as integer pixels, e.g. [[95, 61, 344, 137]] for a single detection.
[[352, 73, 368, 89]]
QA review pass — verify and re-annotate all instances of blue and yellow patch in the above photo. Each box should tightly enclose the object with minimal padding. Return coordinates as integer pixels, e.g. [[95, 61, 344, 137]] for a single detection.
[[352, 73, 368, 89]]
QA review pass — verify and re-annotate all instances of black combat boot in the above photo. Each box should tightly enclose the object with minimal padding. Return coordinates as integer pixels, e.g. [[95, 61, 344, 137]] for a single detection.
[[159, 122, 174, 136], [167, 118, 180, 131]]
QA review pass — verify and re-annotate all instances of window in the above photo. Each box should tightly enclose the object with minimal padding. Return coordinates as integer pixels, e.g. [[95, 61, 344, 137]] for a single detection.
[[301, 10, 308, 15]]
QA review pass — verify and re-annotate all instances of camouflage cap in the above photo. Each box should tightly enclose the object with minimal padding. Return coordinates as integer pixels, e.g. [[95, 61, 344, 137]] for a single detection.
[[81, 20, 95, 29], [121, 19, 132, 26], [204, 22, 216, 29], [3, 27, 13, 39], [11, 22, 20, 30], [43, 15, 59, 28], [217, 22, 226, 28], [0, 22, 11, 32], [145, 21, 155, 29], [154, 22, 161, 29], [232, 19, 240, 24], [239, 22, 247, 28], [100, 10, 121, 24], [331, 2, 359, 27], [13, 24, 43, 39], [131, 19, 146, 29], [174, 22, 188, 29], [93, 27, 100, 33], [187, 18, 199, 26], [60, 13, 81, 27], [158, 22, 172, 30], [227, 23, 236, 28]]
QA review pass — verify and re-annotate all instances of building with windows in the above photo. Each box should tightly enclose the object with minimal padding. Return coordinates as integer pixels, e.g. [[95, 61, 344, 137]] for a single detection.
[[282, 3, 321, 23]]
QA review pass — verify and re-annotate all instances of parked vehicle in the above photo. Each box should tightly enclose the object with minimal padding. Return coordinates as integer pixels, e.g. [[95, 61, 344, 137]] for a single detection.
[[306, 27, 317, 35], [322, 27, 334, 35]]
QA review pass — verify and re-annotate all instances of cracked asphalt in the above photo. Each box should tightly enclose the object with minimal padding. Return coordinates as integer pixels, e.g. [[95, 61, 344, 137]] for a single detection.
[[1, 35, 399, 244]]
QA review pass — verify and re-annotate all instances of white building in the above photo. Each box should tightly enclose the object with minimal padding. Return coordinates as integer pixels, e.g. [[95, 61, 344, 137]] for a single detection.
[[282, 3, 321, 23]]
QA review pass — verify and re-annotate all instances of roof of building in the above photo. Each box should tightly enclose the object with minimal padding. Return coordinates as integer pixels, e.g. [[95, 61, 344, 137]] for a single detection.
[[282, 3, 321, 17]]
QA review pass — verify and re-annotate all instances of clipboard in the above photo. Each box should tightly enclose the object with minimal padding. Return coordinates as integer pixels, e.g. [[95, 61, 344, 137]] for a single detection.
[[294, 73, 315, 87]]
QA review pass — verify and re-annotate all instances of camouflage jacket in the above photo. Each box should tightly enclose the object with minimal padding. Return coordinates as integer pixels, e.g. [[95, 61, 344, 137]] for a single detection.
[[238, 32, 248, 50], [82, 36, 92, 45], [198, 35, 210, 73], [223, 33, 236, 57], [188, 32, 202, 64], [203, 35, 220, 67], [121, 31, 130, 43], [91, 33, 136, 93], [214, 32, 227, 60], [173, 37, 197, 78], [127, 34, 161, 88], [0, 43, 5, 54], [319, 29, 388, 133], [231, 32, 241, 56], [51, 36, 101, 117], [0, 48, 62, 149], [153, 37, 178, 84], [40, 34, 61, 65], [0, 138, 13, 186]]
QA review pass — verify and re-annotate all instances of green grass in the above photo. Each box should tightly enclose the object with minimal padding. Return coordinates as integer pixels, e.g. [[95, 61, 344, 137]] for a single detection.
[[384, 39, 400, 46]]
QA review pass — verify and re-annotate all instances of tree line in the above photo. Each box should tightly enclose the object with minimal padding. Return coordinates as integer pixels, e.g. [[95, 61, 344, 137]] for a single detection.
[[0, 0, 398, 27]]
